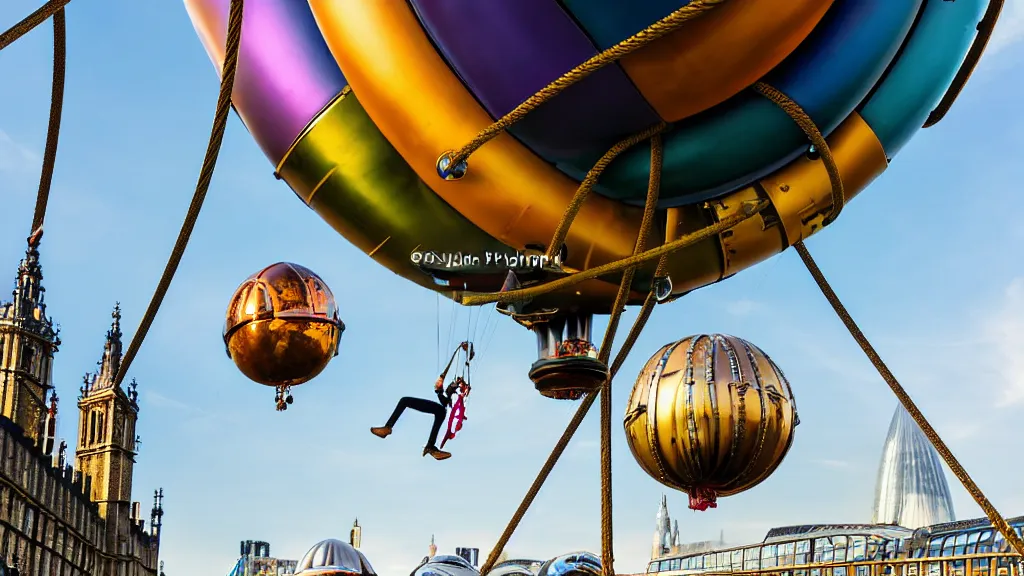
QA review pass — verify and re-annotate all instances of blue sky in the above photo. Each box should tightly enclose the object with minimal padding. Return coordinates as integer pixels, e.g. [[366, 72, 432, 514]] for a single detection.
[[2, 2, 1024, 575]]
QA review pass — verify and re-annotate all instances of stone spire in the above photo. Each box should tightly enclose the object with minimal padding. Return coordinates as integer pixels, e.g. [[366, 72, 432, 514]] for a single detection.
[[2, 229, 59, 342], [653, 495, 672, 560], [83, 304, 123, 395], [12, 228, 47, 317], [0, 229, 60, 445], [428, 535, 437, 559], [871, 405, 955, 528], [672, 520, 680, 548]]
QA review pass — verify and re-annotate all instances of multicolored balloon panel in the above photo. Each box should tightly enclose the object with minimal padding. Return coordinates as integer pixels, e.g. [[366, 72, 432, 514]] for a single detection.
[[185, 0, 985, 312]]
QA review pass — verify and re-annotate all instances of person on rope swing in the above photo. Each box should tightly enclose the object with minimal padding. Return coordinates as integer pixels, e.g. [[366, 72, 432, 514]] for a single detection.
[[370, 376, 468, 460], [371, 342, 473, 461]]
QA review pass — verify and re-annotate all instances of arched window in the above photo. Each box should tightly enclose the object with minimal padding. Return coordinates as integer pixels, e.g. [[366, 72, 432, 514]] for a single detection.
[[19, 343, 35, 373]]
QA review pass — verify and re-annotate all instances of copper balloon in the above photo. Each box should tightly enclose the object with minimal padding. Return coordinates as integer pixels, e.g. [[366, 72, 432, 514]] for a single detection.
[[223, 262, 344, 387], [623, 334, 799, 510]]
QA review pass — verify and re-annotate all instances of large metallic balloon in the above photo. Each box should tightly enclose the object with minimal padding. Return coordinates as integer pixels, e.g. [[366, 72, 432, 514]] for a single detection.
[[223, 263, 344, 409], [624, 334, 799, 511], [537, 552, 601, 576], [186, 0, 984, 312], [488, 560, 542, 576], [295, 539, 374, 576], [413, 555, 479, 576]]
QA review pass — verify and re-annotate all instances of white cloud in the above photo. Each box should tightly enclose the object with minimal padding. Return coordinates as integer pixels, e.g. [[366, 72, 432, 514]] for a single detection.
[[144, 390, 197, 413], [988, 0, 1024, 55], [983, 278, 1024, 406], [815, 459, 851, 469], [0, 128, 40, 177], [725, 299, 761, 317]]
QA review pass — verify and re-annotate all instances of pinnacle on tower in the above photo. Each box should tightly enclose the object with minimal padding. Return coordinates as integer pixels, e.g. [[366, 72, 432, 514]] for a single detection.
[[14, 227, 45, 309], [82, 303, 125, 395], [99, 303, 123, 383], [1, 227, 60, 443], [3, 228, 59, 343], [151, 489, 164, 541], [42, 390, 59, 455]]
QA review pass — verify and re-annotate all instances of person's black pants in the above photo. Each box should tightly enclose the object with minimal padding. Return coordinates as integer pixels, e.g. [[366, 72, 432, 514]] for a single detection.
[[385, 397, 446, 448]]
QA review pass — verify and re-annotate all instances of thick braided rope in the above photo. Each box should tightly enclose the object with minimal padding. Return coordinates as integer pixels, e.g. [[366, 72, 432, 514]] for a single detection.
[[545, 123, 668, 261], [30, 9, 66, 233], [461, 202, 767, 307], [114, 0, 245, 387], [752, 82, 845, 226], [0, 0, 70, 51], [600, 135, 664, 575], [478, 263, 666, 576], [444, 0, 727, 170], [479, 135, 666, 576], [925, 0, 1003, 127], [795, 242, 1024, 557], [756, 78, 1020, 554]]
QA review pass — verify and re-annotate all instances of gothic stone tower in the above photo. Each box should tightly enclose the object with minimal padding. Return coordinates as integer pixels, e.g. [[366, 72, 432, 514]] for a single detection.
[[0, 233, 61, 448], [76, 304, 141, 556]]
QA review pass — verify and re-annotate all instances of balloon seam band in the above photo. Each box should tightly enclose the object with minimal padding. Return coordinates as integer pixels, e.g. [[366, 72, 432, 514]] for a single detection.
[[460, 202, 767, 307], [752, 81, 845, 226], [276, 85, 353, 175]]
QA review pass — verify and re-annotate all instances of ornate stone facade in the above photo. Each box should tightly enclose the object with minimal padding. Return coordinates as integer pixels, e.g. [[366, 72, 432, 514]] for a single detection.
[[0, 237, 162, 574]]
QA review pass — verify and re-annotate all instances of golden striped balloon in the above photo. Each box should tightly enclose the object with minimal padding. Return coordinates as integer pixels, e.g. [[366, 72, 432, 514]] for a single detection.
[[623, 334, 799, 511]]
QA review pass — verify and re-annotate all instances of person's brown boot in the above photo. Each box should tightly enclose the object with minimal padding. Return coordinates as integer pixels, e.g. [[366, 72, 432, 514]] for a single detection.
[[423, 446, 451, 460], [370, 426, 392, 438]]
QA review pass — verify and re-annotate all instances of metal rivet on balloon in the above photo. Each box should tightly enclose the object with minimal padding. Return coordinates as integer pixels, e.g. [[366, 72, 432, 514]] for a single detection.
[[436, 152, 468, 181], [653, 276, 673, 302]]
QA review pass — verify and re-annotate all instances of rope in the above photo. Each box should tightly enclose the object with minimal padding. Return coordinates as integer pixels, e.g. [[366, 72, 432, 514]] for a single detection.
[[545, 124, 668, 261], [461, 201, 767, 307], [756, 76, 1020, 555], [600, 135, 664, 575], [924, 0, 1004, 128], [478, 261, 667, 576], [0, 0, 70, 51], [794, 241, 1024, 558], [29, 9, 66, 233], [751, 82, 845, 226], [113, 0, 245, 387], [479, 135, 668, 575], [438, 0, 728, 177]]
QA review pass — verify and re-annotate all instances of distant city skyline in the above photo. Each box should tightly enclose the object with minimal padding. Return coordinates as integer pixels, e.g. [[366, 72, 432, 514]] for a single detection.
[[0, 1, 1022, 575]]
